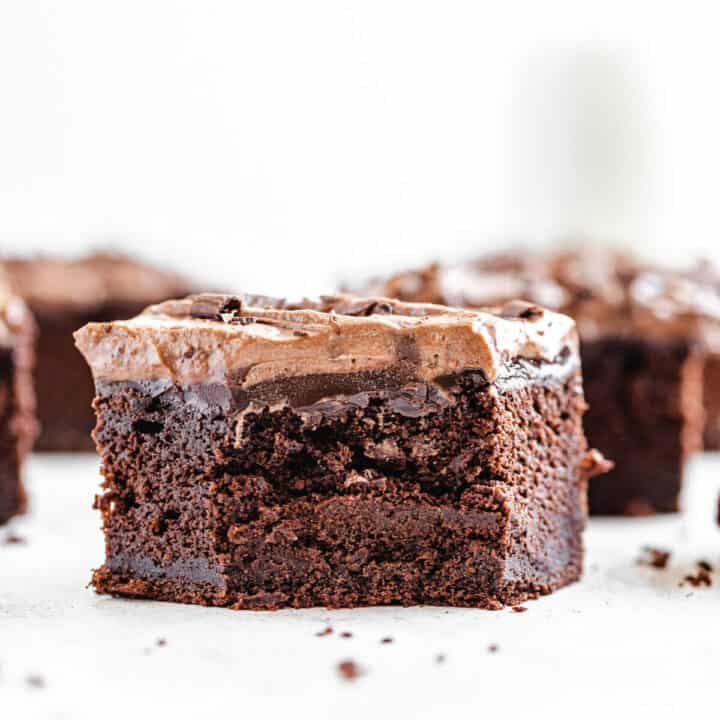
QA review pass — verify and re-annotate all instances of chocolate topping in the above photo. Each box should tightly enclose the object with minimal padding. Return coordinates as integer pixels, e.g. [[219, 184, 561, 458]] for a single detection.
[[75, 293, 579, 399], [359, 248, 720, 349], [0, 290, 34, 348], [0, 252, 193, 313]]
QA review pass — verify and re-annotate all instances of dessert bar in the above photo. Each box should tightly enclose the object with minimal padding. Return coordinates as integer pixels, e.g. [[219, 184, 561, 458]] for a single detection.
[[361, 249, 715, 515], [75, 293, 606, 609]]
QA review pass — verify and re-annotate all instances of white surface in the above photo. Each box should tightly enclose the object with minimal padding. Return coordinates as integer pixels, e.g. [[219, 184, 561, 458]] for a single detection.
[[1, 454, 719, 719]]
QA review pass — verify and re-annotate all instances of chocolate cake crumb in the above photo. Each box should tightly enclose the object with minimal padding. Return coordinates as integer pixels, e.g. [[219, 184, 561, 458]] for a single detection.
[[3, 534, 26, 545], [637, 546, 671, 569], [26, 675, 45, 689], [487, 644, 499, 653], [511, 606, 528, 613], [380, 637, 394, 644], [682, 561, 714, 587], [337, 660, 362, 681], [316, 627, 333, 637], [340, 632, 353, 639]]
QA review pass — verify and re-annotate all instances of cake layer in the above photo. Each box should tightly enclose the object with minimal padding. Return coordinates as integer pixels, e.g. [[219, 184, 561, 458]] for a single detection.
[[89, 367, 594, 609], [583, 337, 704, 515], [0, 293, 36, 524]]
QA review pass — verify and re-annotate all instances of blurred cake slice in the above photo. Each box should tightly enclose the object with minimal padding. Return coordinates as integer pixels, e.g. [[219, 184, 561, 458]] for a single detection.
[[0, 253, 195, 451]]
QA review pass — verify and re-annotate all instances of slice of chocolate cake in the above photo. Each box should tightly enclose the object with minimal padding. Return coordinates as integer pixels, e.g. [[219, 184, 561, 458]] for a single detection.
[[75, 293, 606, 610], [360, 249, 717, 516], [0, 292, 37, 524], [0, 253, 195, 451]]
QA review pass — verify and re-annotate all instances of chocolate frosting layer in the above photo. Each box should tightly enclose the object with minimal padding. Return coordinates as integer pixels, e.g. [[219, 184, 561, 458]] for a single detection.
[[0, 290, 34, 348], [359, 248, 720, 348], [0, 252, 193, 313], [74, 293, 579, 393]]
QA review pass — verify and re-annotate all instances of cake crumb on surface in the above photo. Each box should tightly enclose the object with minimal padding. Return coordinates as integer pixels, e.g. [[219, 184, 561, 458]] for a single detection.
[[682, 561, 713, 587], [337, 660, 362, 681], [637, 546, 671, 569]]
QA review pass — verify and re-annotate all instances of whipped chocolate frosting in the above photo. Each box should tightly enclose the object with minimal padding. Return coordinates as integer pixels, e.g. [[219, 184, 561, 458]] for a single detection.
[[360, 249, 720, 348], [0, 252, 192, 313], [0, 291, 34, 348], [74, 293, 579, 393]]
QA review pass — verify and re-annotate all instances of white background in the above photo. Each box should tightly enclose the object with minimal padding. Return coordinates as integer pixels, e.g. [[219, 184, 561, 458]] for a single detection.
[[2, 2, 720, 296]]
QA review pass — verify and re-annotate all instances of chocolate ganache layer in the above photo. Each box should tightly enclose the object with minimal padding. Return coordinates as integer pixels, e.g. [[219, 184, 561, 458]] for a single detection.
[[75, 293, 579, 432]]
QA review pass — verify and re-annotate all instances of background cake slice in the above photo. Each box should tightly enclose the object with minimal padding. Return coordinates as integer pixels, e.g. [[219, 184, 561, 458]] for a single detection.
[[0, 253, 195, 451], [75, 293, 606, 610], [360, 249, 716, 516], [0, 291, 36, 524]]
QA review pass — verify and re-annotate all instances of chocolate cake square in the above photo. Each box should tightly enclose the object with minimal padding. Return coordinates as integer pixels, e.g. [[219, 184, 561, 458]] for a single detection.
[[75, 293, 606, 609], [0, 253, 195, 451], [0, 292, 37, 524], [360, 249, 715, 515]]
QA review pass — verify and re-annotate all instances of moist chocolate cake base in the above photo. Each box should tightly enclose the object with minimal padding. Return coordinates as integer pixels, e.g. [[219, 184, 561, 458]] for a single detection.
[[91, 368, 590, 610], [582, 337, 704, 515], [0, 325, 36, 524], [702, 355, 720, 450], [0, 350, 26, 522]]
